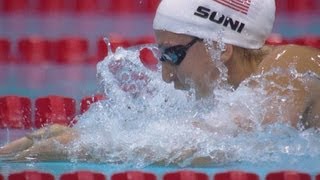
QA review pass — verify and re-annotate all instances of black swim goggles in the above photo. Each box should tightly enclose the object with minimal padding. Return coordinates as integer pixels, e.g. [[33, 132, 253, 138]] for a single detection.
[[159, 37, 202, 65]]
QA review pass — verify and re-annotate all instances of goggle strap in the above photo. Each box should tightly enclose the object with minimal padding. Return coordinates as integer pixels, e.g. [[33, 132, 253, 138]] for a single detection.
[[184, 37, 201, 50]]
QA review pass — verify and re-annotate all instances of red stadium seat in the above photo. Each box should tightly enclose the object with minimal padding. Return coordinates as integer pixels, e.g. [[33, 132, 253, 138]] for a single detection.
[[18, 37, 53, 64], [108, 0, 142, 14], [286, 0, 317, 13], [0, 174, 3, 180], [266, 34, 289, 45], [275, 0, 319, 14], [96, 38, 109, 62], [60, 171, 106, 180], [2, 0, 29, 13], [275, 0, 287, 14], [74, 0, 99, 13], [109, 34, 132, 52], [34, 95, 76, 128], [316, 174, 320, 180], [214, 171, 259, 180], [291, 38, 306, 46], [36, 0, 66, 13], [132, 36, 156, 46], [139, 47, 158, 70], [80, 94, 106, 114], [0, 96, 32, 129], [291, 36, 320, 49], [164, 171, 209, 180], [54, 37, 89, 64], [266, 171, 311, 180], [306, 37, 320, 48], [143, 0, 160, 14], [8, 171, 54, 180], [0, 38, 10, 63], [111, 171, 156, 180]]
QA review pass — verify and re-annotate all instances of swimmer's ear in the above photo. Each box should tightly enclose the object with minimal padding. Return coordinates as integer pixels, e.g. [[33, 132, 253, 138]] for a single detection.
[[220, 44, 233, 63]]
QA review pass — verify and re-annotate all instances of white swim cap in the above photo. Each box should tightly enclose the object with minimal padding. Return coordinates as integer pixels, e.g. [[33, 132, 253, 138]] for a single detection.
[[153, 0, 275, 49]]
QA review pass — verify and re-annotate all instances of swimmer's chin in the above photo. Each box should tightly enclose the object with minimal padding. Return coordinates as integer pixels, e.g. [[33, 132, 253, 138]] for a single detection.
[[174, 83, 190, 91], [173, 83, 213, 99]]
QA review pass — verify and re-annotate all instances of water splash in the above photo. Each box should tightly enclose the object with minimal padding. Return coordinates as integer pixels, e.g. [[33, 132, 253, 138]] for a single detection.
[[66, 40, 320, 168], [203, 29, 231, 90]]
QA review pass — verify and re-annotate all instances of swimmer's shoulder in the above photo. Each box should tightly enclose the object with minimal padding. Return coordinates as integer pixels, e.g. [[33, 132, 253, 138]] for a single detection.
[[257, 45, 320, 128], [258, 44, 320, 75]]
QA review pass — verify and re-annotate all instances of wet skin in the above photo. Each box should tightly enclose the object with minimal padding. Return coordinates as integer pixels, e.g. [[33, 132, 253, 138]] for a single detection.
[[156, 30, 320, 128], [0, 31, 319, 163]]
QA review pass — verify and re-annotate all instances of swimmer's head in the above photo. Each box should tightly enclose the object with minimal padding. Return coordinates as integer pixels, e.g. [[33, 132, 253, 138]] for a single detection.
[[153, 0, 275, 49]]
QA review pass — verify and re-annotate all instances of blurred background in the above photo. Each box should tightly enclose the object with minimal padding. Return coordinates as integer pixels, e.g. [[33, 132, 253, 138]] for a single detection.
[[0, 0, 319, 66], [0, 0, 319, 129]]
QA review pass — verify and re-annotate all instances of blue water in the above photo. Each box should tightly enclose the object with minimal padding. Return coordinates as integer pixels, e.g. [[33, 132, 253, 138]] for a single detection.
[[0, 64, 98, 99], [274, 13, 320, 37], [1, 158, 320, 178]]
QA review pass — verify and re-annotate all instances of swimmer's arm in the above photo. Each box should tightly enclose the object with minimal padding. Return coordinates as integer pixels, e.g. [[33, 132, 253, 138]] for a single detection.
[[308, 100, 320, 128], [260, 79, 309, 127], [0, 124, 78, 161], [255, 72, 310, 128], [192, 80, 311, 131], [303, 82, 320, 128]]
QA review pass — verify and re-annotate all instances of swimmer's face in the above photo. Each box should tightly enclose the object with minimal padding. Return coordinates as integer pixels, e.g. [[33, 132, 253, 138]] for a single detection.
[[155, 30, 221, 98]]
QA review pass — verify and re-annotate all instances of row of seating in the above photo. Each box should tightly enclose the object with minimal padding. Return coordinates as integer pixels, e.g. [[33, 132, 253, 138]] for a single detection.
[[0, 35, 157, 65], [0, 0, 160, 14], [1, 0, 319, 14], [275, 0, 320, 14], [0, 95, 105, 129], [0, 170, 318, 180], [0, 35, 319, 65], [266, 34, 320, 48]]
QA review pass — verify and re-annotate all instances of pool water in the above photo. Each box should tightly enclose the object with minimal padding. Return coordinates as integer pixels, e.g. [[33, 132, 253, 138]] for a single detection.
[[0, 64, 98, 99], [2, 44, 320, 179], [1, 157, 320, 178]]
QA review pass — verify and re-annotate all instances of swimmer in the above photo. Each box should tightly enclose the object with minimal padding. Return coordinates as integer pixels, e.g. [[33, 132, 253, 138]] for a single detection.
[[0, 0, 319, 163]]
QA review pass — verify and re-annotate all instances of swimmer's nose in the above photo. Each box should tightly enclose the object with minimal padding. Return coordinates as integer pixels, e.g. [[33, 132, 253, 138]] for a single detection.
[[162, 62, 175, 83]]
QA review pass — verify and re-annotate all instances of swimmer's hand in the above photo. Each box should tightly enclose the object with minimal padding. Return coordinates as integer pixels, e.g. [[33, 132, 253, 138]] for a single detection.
[[0, 124, 77, 162]]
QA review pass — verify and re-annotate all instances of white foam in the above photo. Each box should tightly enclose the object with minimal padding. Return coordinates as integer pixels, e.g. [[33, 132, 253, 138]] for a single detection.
[[66, 44, 320, 167]]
